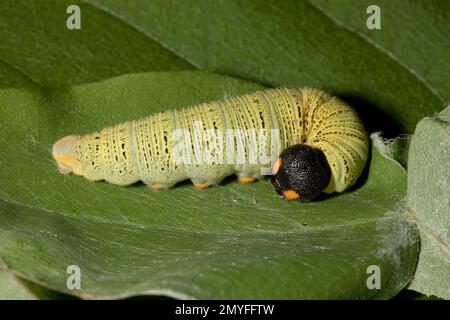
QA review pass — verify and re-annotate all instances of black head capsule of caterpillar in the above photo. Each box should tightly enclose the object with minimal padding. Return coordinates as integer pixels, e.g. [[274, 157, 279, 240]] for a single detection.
[[271, 144, 331, 202]]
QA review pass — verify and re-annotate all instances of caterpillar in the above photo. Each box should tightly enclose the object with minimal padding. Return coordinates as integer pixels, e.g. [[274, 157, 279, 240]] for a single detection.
[[52, 87, 369, 202]]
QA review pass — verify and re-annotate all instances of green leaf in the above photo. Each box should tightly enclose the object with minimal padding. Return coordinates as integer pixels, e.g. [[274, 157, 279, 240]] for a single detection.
[[0, 265, 76, 300], [0, 267, 76, 300], [311, 0, 450, 102], [1, 257, 73, 300], [407, 105, 450, 299], [86, 0, 447, 134], [0, 0, 192, 87], [372, 134, 410, 169], [0, 268, 37, 300], [0, 71, 419, 299]]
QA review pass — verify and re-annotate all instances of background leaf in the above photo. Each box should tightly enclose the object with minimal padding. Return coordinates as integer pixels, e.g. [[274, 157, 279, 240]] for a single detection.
[[0, 268, 75, 300], [407, 106, 450, 299], [0, 71, 419, 299], [311, 0, 450, 102], [0, 0, 192, 87], [0, 268, 37, 300], [0, 0, 447, 299]]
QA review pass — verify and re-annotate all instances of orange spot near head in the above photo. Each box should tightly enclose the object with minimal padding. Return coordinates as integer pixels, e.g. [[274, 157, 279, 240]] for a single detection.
[[283, 189, 300, 201], [272, 157, 282, 175]]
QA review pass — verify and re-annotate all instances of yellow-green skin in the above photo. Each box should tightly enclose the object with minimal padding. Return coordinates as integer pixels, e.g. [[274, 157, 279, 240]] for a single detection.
[[53, 88, 369, 193]]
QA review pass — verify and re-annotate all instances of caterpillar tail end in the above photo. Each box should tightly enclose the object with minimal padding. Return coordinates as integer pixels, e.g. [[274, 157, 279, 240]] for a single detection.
[[52, 135, 82, 175]]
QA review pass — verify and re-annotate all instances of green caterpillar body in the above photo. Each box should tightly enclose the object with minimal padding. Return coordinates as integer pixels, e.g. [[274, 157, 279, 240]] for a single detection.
[[53, 88, 369, 194]]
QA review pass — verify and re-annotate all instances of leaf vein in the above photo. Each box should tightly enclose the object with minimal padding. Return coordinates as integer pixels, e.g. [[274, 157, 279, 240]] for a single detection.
[[306, 0, 445, 103]]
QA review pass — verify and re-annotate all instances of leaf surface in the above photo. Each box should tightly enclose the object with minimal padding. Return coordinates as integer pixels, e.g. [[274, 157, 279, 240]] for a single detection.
[[407, 106, 450, 299], [0, 71, 419, 298]]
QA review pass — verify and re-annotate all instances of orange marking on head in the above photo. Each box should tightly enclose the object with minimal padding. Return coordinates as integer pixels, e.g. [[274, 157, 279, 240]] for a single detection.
[[53, 135, 81, 175], [55, 155, 76, 163], [238, 177, 256, 184], [283, 189, 300, 201], [272, 157, 282, 175], [54, 155, 79, 175], [194, 183, 209, 190]]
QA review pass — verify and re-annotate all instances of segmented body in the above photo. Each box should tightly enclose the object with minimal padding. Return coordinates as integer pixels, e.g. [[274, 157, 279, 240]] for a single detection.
[[69, 88, 369, 193]]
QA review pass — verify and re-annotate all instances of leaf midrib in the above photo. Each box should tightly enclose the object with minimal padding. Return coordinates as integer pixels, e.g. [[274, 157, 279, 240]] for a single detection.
[[406, 207, 450, 259], [80, 0, 199, 69], [0, 56, 40, 86], [306, 1, 444, 103], [84, 0, 444, 105]]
